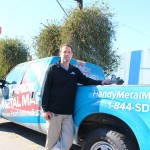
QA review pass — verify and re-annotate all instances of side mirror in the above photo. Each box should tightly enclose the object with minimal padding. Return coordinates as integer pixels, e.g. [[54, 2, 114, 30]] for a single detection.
[[11, 81, 17, 84], [0, 80, 17, 88], [0, 80, 7, 88]]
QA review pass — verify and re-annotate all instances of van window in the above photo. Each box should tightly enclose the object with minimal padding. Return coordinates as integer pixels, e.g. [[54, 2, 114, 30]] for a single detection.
[[5, 63, 26, 84], [21, 60, 47, 90]]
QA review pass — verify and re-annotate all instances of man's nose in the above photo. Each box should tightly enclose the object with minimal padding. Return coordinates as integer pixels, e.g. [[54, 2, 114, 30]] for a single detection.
[[65, 52, 69, 55]]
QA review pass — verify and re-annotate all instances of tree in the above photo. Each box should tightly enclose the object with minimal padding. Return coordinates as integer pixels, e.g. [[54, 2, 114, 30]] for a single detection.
[[34, 22, 62, 58], [61, 2, 120, 75], [34, 1, 120, 75], [0, 38, 29, 79]]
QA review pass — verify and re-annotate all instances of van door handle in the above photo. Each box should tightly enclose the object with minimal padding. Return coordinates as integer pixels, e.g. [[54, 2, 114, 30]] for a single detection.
[[31, 92, 36, 99], [12, 91, 14, 96]]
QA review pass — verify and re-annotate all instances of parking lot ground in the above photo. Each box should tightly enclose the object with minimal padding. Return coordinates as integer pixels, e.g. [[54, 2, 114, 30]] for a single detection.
[[0, 118, 80, 150]]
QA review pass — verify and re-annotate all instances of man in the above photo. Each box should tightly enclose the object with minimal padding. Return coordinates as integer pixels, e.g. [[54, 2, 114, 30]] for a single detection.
[[42, 44, 113, 150]]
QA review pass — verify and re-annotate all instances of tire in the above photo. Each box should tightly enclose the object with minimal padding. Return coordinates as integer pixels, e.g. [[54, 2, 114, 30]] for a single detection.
[[81, 128, 138, 150]]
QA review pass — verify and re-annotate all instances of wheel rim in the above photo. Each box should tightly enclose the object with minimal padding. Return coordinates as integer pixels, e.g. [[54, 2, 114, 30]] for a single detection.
[[90, 141, 115, 150]]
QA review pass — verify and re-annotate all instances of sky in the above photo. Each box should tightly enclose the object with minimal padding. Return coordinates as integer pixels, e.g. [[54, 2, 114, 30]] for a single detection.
[[0, 0, 150, 55]]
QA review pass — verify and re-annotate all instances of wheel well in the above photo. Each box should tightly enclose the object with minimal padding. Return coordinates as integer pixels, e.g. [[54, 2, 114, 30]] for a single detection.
[[77, 113, 139, 149]]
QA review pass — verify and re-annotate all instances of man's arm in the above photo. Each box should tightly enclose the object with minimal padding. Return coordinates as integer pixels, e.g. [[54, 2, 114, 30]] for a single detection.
[[76, 67, 102, 85], [76, 67, 114, 85], [41, 67, 52, 113]]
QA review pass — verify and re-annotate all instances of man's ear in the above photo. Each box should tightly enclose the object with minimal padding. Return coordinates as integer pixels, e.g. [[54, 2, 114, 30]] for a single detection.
[[58, 51, 61, 56]]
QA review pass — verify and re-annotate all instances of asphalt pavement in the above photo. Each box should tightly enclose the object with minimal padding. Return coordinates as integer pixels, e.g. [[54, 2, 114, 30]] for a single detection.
[[0, 118, 80, 150]]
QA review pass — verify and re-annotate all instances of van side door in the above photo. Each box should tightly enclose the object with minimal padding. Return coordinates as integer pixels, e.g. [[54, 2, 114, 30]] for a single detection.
[[19, 58, 50, 130]]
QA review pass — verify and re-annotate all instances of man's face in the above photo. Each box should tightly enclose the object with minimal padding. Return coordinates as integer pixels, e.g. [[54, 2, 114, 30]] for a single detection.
[[59, 46, 73, 63]]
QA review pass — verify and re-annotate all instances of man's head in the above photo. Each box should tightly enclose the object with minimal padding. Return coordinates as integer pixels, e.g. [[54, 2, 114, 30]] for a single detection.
[[59, 44, 73, 64]]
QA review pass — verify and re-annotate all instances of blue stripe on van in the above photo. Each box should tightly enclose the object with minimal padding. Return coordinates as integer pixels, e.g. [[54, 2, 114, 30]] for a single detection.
[[7, 116, 45, 123], [128, 50, 142, 84]]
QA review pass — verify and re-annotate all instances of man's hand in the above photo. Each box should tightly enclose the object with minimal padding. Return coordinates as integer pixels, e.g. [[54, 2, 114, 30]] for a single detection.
[[102, 75, 124, 85], [43, 111, 52, 121], [102, 79, 114, 85], [111, 75, 124, 85]]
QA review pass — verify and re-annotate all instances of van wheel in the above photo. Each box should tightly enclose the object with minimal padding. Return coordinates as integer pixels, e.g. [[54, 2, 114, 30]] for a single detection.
[[81, 128, 137, 150]]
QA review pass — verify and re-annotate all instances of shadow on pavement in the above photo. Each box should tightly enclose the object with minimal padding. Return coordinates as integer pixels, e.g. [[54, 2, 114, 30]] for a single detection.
[[0, 121, 46, 146], [0, 119, 80, 150]]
